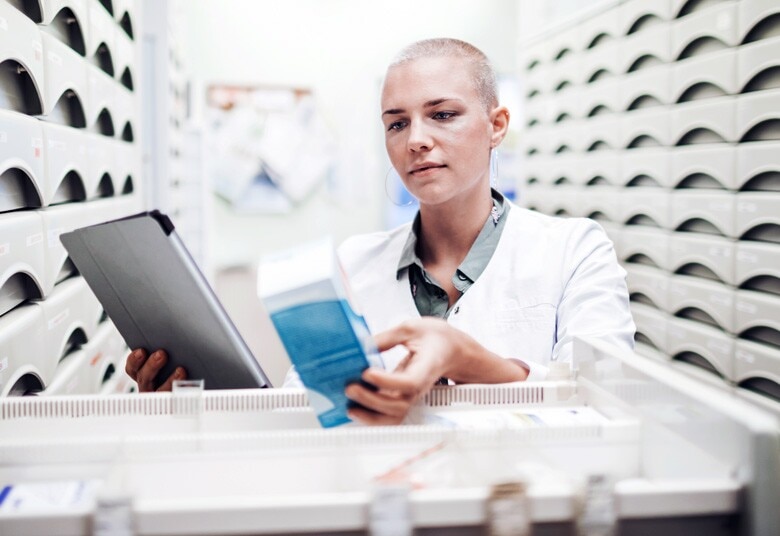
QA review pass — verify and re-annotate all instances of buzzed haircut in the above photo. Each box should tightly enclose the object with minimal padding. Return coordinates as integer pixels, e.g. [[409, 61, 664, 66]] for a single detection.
[[389, 38, 499, 111]]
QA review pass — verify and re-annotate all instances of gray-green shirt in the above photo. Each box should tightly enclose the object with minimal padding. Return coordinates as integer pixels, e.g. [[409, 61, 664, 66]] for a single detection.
[[396, 189, 510, 319]]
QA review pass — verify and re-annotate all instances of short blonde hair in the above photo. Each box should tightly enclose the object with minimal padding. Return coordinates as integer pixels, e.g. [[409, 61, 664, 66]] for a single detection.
[[389, 38, 498, 111]]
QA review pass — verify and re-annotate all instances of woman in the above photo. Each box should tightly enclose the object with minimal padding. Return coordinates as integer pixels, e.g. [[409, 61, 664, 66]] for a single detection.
[[126, 39, 635, 424]]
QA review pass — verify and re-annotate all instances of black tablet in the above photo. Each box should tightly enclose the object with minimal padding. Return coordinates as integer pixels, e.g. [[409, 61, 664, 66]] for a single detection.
[[60, 211, 271, 389]]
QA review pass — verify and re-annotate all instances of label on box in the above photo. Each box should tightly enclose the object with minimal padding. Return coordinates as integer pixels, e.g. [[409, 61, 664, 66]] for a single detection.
[[27, 233, 42, 247], [0, 480, 100, 514]]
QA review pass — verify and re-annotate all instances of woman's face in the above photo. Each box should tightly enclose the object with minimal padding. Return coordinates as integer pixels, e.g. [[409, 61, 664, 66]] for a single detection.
[[381, 55, 507, 208]]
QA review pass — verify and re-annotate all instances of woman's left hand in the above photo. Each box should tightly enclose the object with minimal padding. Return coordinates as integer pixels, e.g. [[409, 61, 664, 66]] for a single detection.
[[345, 318, 527, 425]]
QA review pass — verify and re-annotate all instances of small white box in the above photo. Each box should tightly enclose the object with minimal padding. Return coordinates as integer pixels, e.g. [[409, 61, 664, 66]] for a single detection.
[[81, 320, 127, 393], [577, 8, 619, 50], [734, 338, 780, 392], [547, 27, 580, 65], [40, 31, 88, 122], [667, 316, 736, 381], [572, 151, 620, 185], [90, 192, 144, 222], [113, 138, 139, 195], [548, 54, 585, 90], [671, 48, 738, 103], [519, 39, 551, 75], [39, 201, 106, 294], [735, 289, 780, 338], [114, 0, 136, 35], [113, 25, 136, 83], [671, 96, 737, 145], [550, 90, 584, 122], [621, 106, 673, 148], [735, 192, 780, 240], [671, 1, 739, 60], [736, 89, 780, 142], [669, 231, 737, 285], [738, 0, 780, 44], [616, 225, 671, 269], [619, 63, 672, 112], [547, 153, 580, 186], [0, 304, 47, 396], [579, 78, 622, 119], [86, 62, 116, 136], [0, 109, 45, 212], [618, 0, 674, 36], [735, 240, 780, 289], [40, 0, 88, 29], [626, 263, 670, 311], [0, 211, 45, 310], [619, 147, 671, 187], [736, 140, 779, 191], [668, 274, 735, 332], [670, 144, 736, 190], [579, 185, 621, 221], [0, 1, 45, 114], [618, 24, 673, 75], [619, 188, 672, 228], [630, 301, 670, 353], [41, 121, 90, 205], [520, 156, 549, 186], [46, 320, 120, 395], [580, 39, 620, 88], [671, 190, 736, 237], [553, 185, 585, 217], [736, 36, 780, 93], [546, 121, 582, 154], [43, 348, 90, 395], [524, 94, 554, 126]]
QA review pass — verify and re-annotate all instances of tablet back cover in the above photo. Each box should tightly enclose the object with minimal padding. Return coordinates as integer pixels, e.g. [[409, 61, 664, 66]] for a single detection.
[[60, 212, 270, 389]]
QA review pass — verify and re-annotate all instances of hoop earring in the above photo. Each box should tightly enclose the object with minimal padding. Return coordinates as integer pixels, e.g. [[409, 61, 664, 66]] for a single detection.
[[385, 166, 414, 207], [489, 148, 499, 189]]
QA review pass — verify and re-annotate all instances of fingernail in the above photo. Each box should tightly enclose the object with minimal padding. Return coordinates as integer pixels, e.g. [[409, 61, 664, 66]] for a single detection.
[[175, 368, 185, 378], [153, 352, 163, 362]]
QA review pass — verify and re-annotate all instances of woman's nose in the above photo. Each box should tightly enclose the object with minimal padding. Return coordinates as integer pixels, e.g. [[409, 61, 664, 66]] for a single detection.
[[407, 120, 432, 152]]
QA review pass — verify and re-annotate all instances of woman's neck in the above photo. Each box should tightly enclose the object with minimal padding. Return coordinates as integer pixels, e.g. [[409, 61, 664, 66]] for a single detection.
[[416, 188, 494, 266]]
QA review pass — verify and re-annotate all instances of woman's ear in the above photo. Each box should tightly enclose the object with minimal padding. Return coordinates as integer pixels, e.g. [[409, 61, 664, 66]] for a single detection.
[[489, 106, 510, 148]]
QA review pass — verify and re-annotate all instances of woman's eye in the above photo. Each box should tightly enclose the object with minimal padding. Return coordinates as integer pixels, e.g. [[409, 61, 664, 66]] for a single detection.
[[433, 111, 455, 120], [388, 121, 406, 131]]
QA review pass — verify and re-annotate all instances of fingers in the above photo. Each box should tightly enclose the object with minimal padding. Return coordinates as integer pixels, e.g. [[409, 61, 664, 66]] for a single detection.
[[373, 321, 416, 352], [348, 406, 405, 426], [125, 348, 147, 381], [345, 382, 413, 420], [156, 367, 187, 392], [362, 367, 422, 396], [134, 349, 168, 392]]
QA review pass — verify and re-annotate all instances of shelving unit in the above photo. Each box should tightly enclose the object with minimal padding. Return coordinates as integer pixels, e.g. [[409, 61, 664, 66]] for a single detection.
[[517, 0, 780, 414], [0, 0, 143, 397]]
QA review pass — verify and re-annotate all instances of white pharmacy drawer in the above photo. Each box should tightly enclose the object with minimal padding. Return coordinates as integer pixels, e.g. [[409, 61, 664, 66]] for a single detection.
[[0, 211, 45, 312], [86, 131, 116, 198], [737, 141, 780, 191], [670, 96, 737, 145], [39, 202, 106, 295], [618, 0, 674, 36], [40, 0, 88, 27], [0, 109, 45, 212], [524, 94, 554, 126], [579, 185, 621, 221], [617, 226, 672, 270], [80, 321, 126, 393], [671, 48, 738, 103], [735, 338, 780, 390], [521, 184, 557, 214], [549, 90, 584, 123], [618, 188, 672, 228], [0, 304, 47, 396], [620, 106, 672, 148], [579, 115, 621, 151], [521, 156, 549, 185], [737, 36, 780, 93], [630, 301, 670, 354], [113, 138, 139, 194], [40, 31, 88, 121], [35, 276, 102, 383], [670, 190, 736, 237], [669, 232, 737, 286], [619, 63, 672, 112], [523, 62, 550, 98], [547, 54, 584, 90], [114, 86, 137, 142], [625, 263, 670, 312], [671, 0, 739, 60], [41, 121, 89, 205], [0, 1, 44, 113], [619, 147, 670, 187], [670, 144, 736, 190], [113, 27, 136, 84], [668, 274, 735, 332], [634, 341, 670, 363], [519, 39, 550, 74], [735, 192, 780, 240], [573, 151, 620, 185], [576, 8, 619, 51], [90, 192, 144, 222], [736, 89, 780, 142], [618, 24, 672, 74], [579, 78, 621, 120], [737, 0, 780, 44], [734, 289, 780, 337], [86, 0, 116, 60], [546, 121, 583, 154], [735, 240, 780, 289], [547, 28, 580, 64], [580, 39, 619, 88], [547, 153, 581, 185], [86, 63, 116, 135], [551, 185, 585, 217], [43, 348, 90, 395], [667, 316, 736, 381]]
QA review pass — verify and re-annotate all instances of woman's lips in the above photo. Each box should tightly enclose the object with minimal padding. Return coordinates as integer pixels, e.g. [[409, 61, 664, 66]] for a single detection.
[[410, 164, 446, 175]]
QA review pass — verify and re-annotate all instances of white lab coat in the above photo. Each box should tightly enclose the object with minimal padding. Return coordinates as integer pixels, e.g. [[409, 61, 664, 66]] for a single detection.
[[283, 204, 635, 385]]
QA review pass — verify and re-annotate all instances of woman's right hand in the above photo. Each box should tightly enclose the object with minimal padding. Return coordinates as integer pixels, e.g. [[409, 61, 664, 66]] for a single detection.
[[124, 348, 187, 392]]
